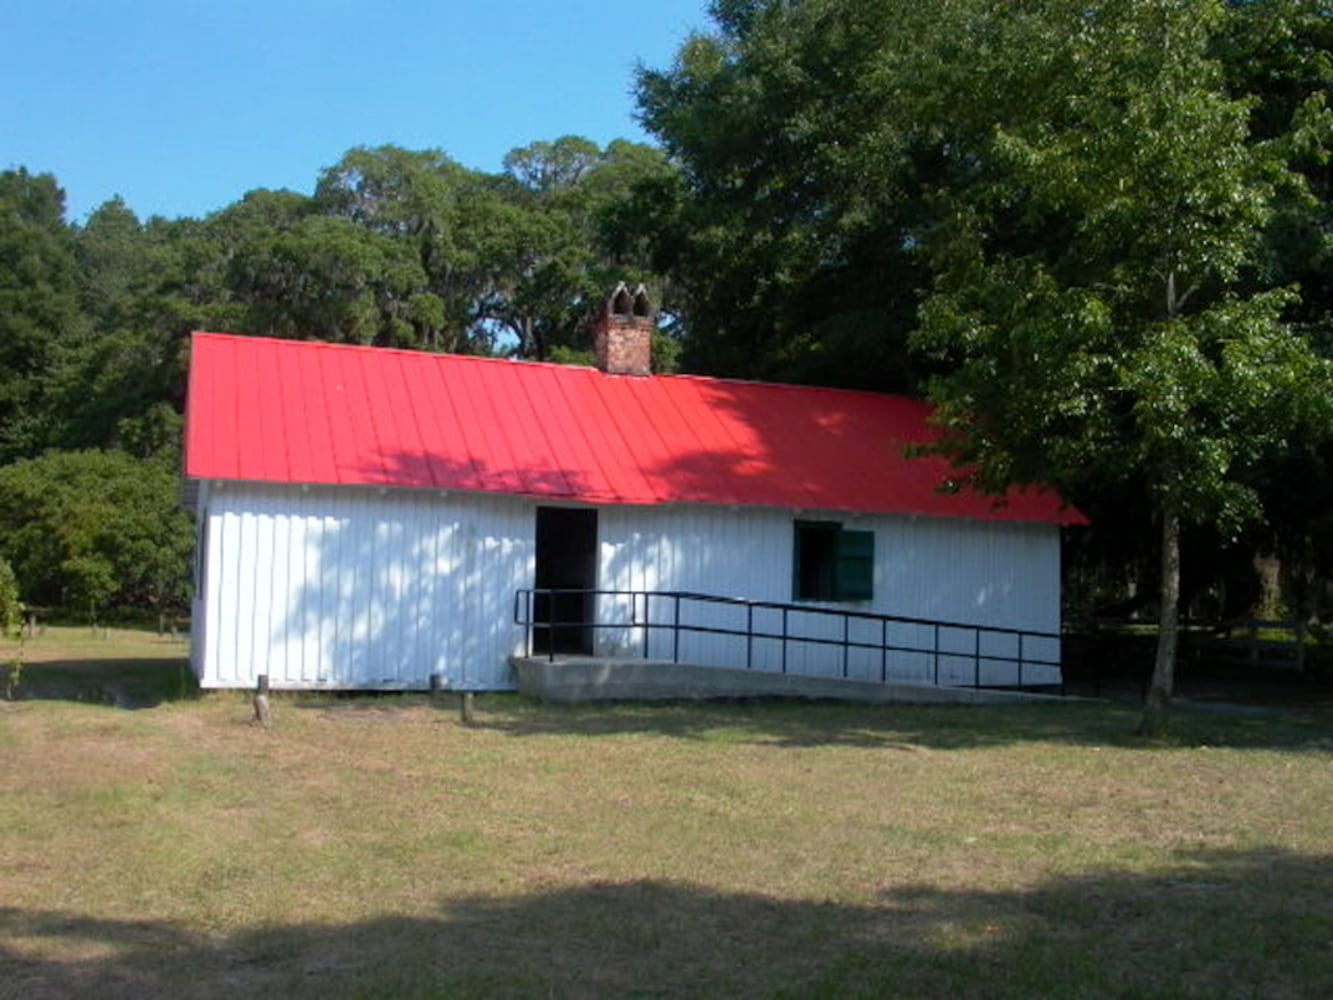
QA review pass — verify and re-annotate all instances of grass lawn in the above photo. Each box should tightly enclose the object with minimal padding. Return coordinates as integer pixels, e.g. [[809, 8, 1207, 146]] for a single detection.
[[1, 630, 1331, 998], [2, 626, 193, 706]]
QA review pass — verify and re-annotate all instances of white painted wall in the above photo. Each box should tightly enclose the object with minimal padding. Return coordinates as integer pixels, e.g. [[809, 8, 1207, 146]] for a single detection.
[[194, 483, 532, 689], [192, 483, 1062, 690], [595, 505, 1062, 687]]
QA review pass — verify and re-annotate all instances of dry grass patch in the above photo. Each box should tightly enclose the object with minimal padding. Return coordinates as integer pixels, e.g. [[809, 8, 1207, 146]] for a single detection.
[[1, 652, 1330, 998]]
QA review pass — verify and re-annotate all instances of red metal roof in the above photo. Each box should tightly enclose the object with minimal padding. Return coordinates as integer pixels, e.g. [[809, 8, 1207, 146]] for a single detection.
[[184, 332, 1085, 525]]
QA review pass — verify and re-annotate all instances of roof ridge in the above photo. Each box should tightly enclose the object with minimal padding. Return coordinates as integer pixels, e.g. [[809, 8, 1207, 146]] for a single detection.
[[189, 331, 928, 404]]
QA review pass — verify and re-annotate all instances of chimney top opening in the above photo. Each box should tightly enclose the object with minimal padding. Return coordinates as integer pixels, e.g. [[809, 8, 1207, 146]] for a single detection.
[[611, 284, 633, 318]]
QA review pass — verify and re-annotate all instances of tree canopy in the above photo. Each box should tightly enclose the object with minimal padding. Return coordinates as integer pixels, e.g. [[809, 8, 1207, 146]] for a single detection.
[[0, 169, 88, 461]]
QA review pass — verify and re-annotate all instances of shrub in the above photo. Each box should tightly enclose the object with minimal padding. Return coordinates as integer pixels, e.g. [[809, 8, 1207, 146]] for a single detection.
[[0, 555, 20, 635], [0, 449, 193, 620]]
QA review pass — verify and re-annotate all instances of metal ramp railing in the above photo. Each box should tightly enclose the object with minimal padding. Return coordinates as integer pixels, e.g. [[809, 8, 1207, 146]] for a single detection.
[[514, 589, 1064, 691]]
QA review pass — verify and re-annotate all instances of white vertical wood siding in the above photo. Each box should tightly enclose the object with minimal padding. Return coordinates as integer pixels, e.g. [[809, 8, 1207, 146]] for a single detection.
[[596, 506, 1061, 687], [196, 483, 531, 689], [195, 484, 1061, 691]]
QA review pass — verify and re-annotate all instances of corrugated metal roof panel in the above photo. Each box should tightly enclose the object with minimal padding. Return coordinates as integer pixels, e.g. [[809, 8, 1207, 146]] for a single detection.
[[184, 332, 1086, 525]]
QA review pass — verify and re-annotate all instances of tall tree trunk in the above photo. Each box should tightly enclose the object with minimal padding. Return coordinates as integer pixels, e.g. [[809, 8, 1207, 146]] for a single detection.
[[1140, 508, 1181, 736]]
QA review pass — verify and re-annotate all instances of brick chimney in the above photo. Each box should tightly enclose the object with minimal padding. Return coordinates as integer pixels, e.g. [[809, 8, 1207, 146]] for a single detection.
[[593, 282, 654, 376]]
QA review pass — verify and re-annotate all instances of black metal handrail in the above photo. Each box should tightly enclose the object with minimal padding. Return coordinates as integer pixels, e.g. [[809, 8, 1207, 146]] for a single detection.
[[513, 589, 1064, 691]]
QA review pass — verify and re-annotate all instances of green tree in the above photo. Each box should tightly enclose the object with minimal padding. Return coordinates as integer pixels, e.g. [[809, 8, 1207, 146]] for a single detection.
[[53, 200, 207, 454], [76, 196, 148, 328], [1215, 1, 1333, 350], [0, 555, 20, 635], [636, 4, 928, 389], [228, 214, 427, 346], [480, 137, 675, 361], [0, 169, 88, 460], [502, 135, 602, 195], [315, 146, 490, 352], [0, 553, 21, 698], [1213, 1, 1333, 609], [896, 0, 1333, 733], [0, 450, 194, 621], [471, 179, 599, 360]]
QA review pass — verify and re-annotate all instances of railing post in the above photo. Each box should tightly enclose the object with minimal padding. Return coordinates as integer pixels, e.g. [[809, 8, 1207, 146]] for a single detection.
[[642, 592, 651, 659], [974, 629, 982, 688], [842, 615, 850, 678], [933, 624, 940, 686], [672, 594, 681, 664], [746, 603, 754, 670], [781, 607, 788, 674], [881, 619, 888, 683], [519, 591, 531, 658], [1017, 632, 1024, 688]]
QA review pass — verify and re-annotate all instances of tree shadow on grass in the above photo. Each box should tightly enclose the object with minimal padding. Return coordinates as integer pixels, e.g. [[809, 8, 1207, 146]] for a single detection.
[[2, 846, 1329, 999], [8, 657, 196, 709], [466, 695, 1333, 754]]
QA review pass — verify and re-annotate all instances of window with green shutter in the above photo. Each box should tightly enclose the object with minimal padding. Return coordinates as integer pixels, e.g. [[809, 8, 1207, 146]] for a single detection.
[[834, 526, 874, 600], [793, 520, 874, 601]]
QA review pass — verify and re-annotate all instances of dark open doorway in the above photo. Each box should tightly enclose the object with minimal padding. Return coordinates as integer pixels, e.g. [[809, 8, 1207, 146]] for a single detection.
[[533, 506, 598, 655]]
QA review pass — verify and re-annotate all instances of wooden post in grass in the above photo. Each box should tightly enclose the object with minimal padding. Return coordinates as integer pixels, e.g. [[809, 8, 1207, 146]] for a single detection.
[[432, 673, 472, 723], [253, 674, 271, 730]]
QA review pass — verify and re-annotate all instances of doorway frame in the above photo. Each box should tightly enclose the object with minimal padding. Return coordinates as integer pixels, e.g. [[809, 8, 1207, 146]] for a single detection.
[[532, 505, 599, 655]]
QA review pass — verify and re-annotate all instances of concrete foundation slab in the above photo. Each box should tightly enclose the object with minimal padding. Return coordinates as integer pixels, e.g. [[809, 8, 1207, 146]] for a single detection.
[[510, 655, 1069, 706]]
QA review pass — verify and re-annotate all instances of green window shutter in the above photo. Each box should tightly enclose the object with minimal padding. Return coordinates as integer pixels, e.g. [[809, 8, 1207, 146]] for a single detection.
[[834, 528, 874, 601]]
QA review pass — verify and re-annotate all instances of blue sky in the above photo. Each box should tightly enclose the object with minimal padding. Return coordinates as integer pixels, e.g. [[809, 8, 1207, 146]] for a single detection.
[[1, 1, 711, 223]]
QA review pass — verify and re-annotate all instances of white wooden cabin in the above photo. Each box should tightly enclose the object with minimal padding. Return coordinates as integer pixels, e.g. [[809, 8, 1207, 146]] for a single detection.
[[185, 289, 1082, 692]]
